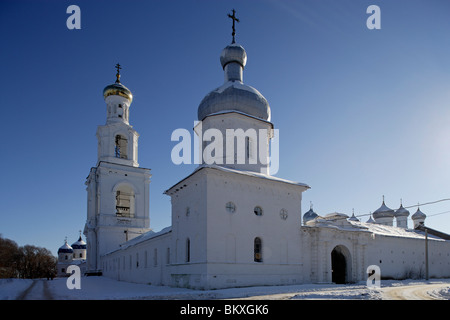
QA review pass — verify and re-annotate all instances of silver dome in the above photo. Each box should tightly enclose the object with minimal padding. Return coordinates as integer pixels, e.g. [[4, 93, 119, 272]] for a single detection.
[[394, 204, 410, 217], [412, 207, 426, 220], [198, 81, 271, 121], [373, 201, 395, 219], [197, 43, 271, 121]]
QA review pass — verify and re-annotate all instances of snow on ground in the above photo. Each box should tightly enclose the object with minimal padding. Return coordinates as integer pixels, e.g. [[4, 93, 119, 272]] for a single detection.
[[1, 276, 450, 300]]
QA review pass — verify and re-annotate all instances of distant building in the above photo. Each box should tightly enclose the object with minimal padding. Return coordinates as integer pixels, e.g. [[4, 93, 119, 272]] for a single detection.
[[57, 234, 87, 277]]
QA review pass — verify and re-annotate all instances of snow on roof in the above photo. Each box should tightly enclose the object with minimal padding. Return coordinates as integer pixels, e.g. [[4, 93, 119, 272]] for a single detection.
[[165, 164, 310, 194], [347, 220, 443, 241], [103, 227, 172, 256], [305, 215, 444, 241]]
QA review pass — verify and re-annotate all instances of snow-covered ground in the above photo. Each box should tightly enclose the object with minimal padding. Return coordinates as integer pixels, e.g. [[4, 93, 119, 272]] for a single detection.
[[1, 276, 450, 300]]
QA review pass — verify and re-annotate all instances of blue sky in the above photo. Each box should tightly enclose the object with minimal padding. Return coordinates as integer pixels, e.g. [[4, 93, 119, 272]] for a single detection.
[[2, 0, 450, 256]]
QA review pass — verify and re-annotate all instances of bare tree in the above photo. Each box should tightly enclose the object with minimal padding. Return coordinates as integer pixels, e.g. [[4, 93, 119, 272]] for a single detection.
[[0, 235, 57, 279]]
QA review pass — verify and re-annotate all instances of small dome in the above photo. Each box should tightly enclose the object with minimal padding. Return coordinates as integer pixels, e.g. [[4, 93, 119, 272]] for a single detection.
[[348, 213, 360, 221], [58, 241, 73, 254], [366, 215, 375, 223], [395, 204, 410, 217], [303, 207, 318, 223], [412, 207, 426, 220], [373, 200, 395, 219], [71, 236, 87, 250], [103, 82, 133, 102], [220, 43, 247, 69]]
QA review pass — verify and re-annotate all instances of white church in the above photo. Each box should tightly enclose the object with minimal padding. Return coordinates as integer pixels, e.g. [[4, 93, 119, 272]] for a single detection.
[[81, 14, 450, 289]]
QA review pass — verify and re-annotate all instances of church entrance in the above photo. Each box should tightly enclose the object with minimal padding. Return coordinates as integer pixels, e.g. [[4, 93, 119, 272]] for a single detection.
[[331, 245, 351, 284]]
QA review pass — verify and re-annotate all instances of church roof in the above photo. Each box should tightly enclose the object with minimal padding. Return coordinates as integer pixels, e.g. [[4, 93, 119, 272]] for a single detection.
[[164, 164, 310, 195]]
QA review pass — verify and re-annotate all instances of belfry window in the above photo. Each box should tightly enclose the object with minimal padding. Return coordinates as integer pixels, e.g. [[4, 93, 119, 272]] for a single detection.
[[115, 185, 134, 217], [254, 237, 262, 262], [115, 135, 128, 159]]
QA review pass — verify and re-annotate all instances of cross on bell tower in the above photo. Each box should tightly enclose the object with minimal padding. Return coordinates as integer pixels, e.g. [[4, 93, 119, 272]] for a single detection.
[[115, 63, 122, 83], [227, 9, 239, 44]]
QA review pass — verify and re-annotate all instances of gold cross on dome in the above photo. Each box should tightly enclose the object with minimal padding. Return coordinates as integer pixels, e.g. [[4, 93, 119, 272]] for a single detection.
[[115, 63, 122, 83], [227, 9, 239, 43]]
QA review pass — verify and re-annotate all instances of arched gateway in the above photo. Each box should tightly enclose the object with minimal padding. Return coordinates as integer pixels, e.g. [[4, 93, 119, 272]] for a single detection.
[[331, 245, 352, 284]]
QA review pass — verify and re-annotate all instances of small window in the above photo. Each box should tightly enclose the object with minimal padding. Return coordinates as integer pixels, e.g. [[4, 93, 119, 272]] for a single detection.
[[186, 207, 190, 217], [226, 202, 236, 213], [254, 206, 263, 216], [254, 237, 262, 262]]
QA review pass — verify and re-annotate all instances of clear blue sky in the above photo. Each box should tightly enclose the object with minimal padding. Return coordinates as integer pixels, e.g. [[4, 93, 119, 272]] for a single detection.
[[2, 0, 450, 256]]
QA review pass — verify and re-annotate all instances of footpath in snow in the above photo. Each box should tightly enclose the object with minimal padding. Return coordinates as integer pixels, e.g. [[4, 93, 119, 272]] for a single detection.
[[1, 276, 450, 300]]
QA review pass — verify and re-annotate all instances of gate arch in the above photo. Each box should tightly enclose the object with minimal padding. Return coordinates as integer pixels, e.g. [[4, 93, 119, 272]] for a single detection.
[[331, 245, 352, 284]]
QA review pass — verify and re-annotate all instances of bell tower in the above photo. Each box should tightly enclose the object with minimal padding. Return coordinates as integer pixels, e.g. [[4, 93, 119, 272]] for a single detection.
[[84, 65, 151, 274], [96, 63, 139, 167]]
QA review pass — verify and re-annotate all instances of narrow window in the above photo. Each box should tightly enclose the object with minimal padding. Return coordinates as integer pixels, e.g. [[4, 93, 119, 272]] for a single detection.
[[154, 248, 158, 267], [166, 247, 170, 265], [115, 135, 128, 159], [186, 238, 190, 263], [145, 251, 148, 268], [254, 237, 262, 262], [246, 136, 250, 160]]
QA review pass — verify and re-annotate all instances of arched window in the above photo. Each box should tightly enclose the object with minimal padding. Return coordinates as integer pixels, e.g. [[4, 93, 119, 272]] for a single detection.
[[254, 237, 262, 262], [115, 185, 135, 217], [186, 238, 191, 263], [115, 135, 128, 159]]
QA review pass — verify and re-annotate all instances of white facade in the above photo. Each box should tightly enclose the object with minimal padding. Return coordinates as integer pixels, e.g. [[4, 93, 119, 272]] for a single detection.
[[85, 37, 450, 289]]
